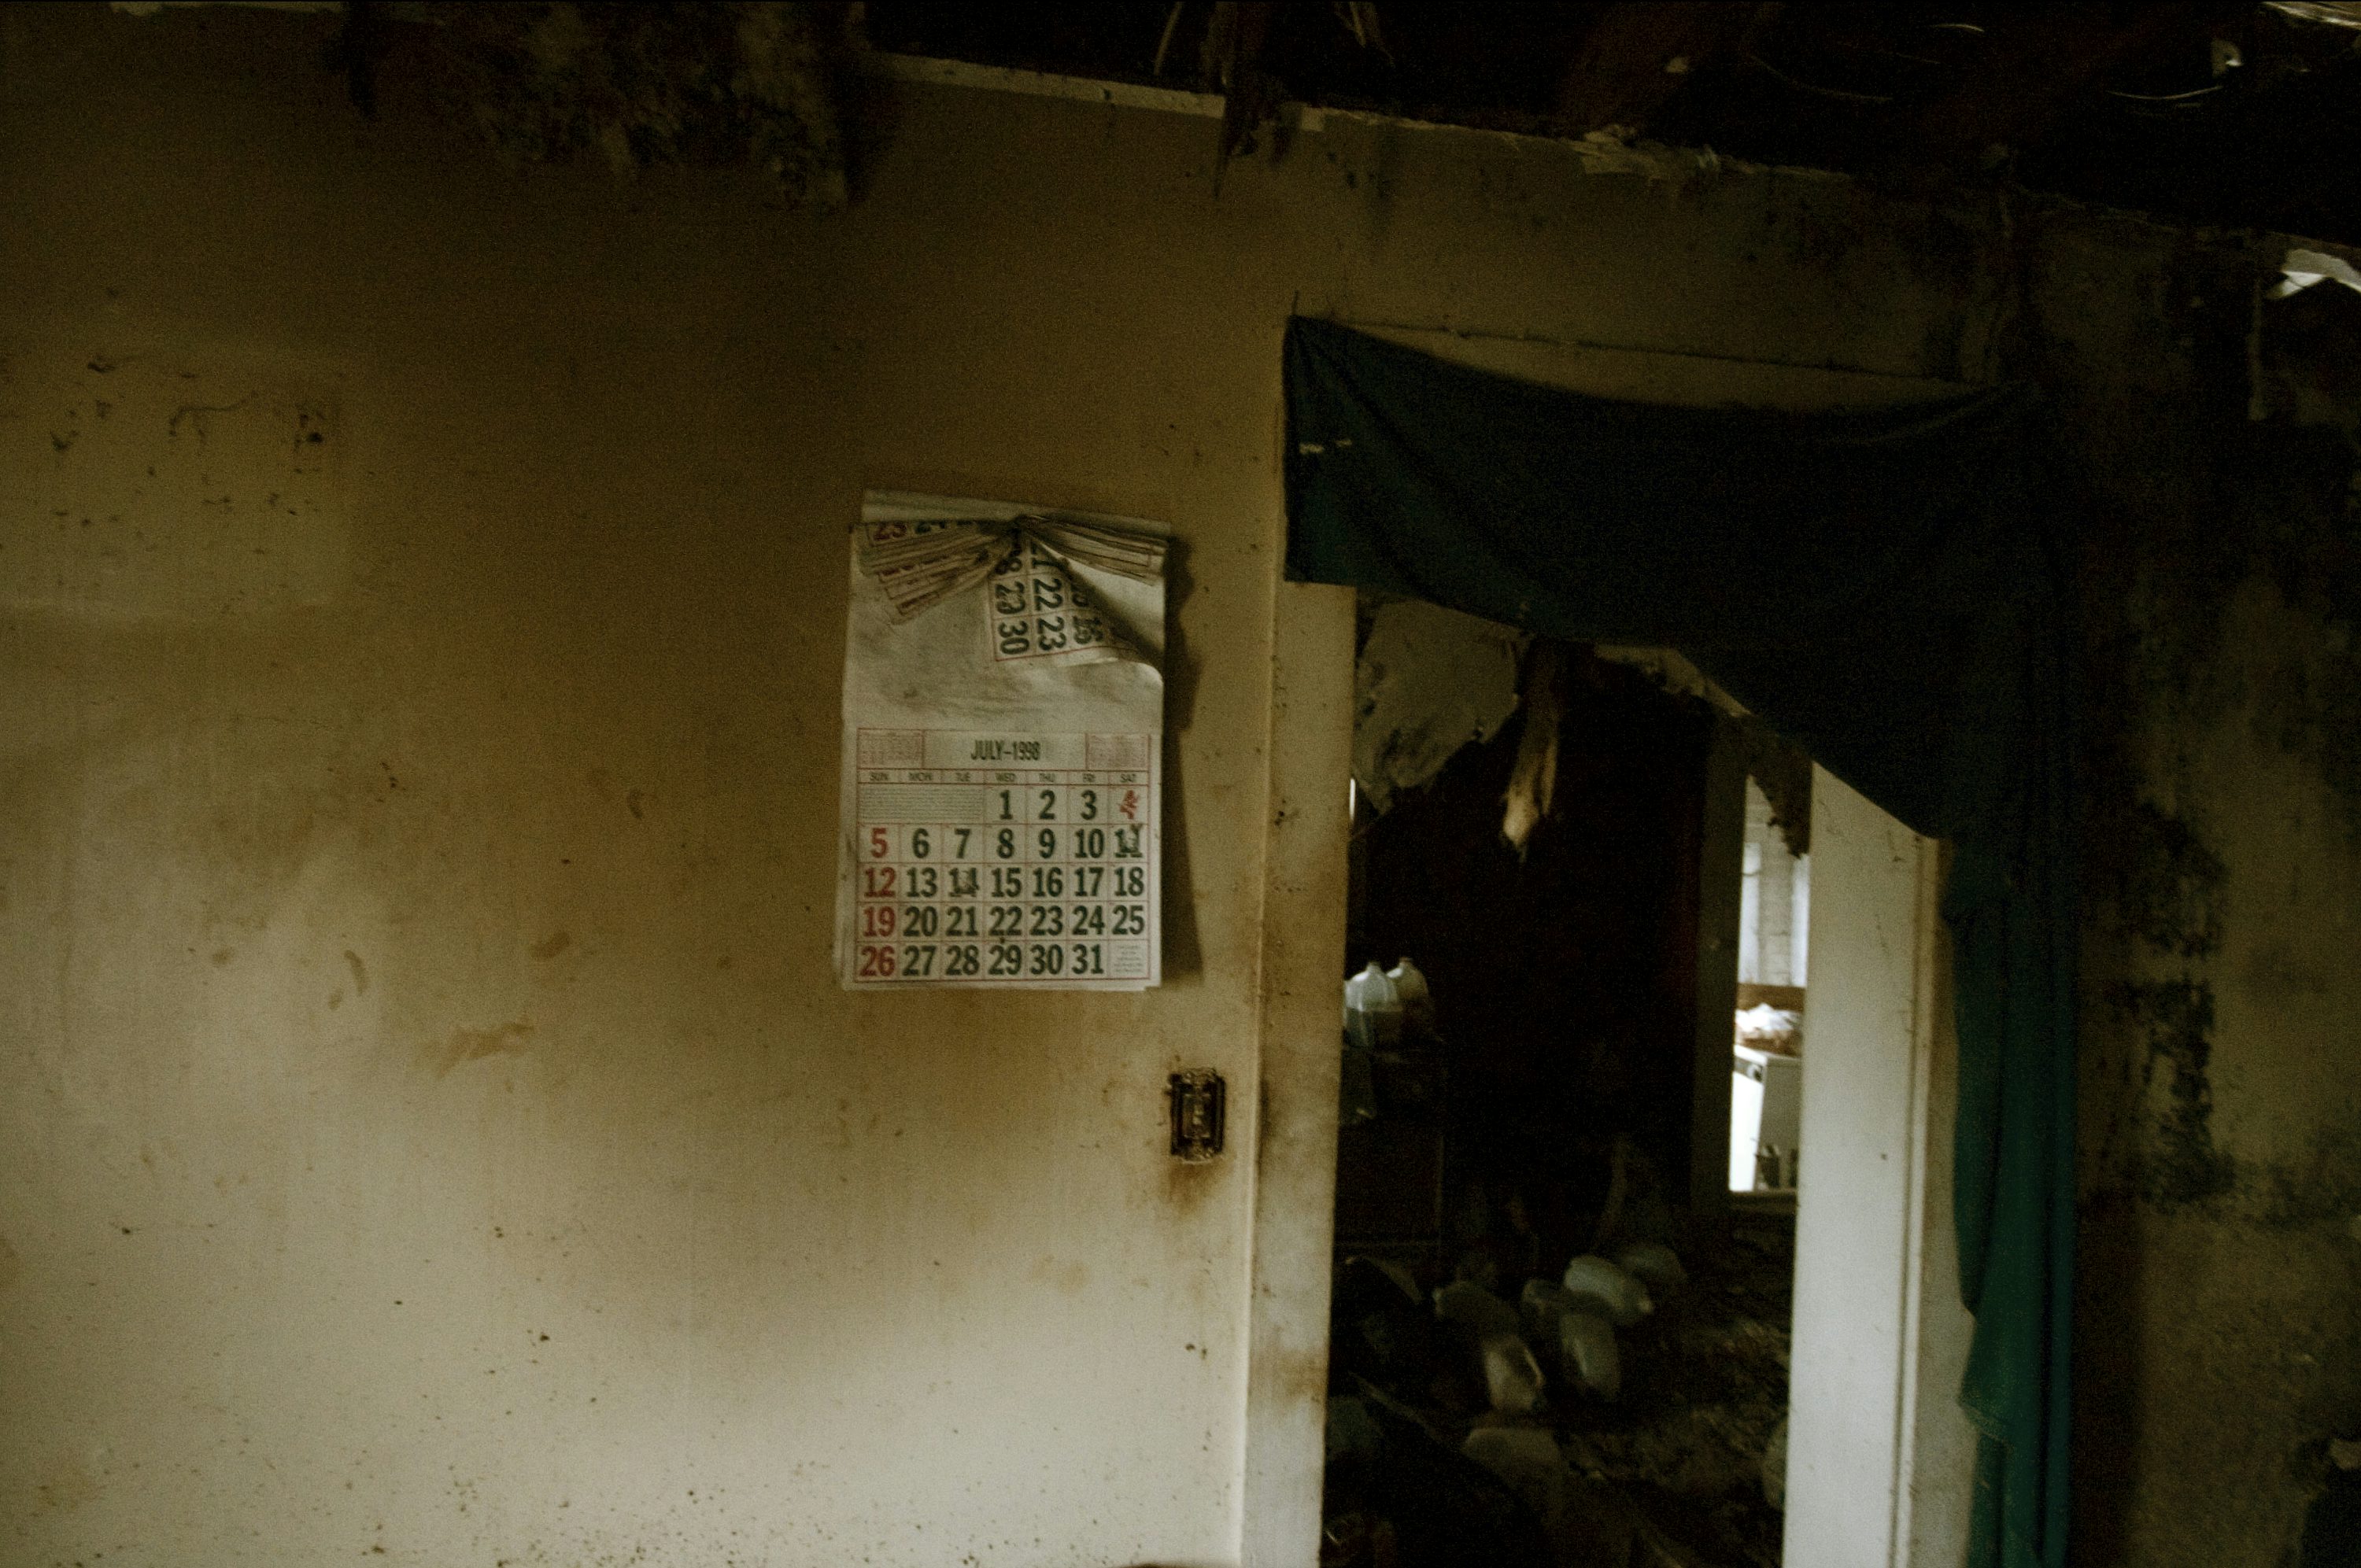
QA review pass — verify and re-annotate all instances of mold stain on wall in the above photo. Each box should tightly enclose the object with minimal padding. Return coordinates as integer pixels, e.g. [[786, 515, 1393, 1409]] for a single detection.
[[2040, 216, 2361, 1564]]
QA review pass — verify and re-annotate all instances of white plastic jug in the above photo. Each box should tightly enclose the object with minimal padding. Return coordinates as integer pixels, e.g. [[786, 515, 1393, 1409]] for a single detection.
[[1385, 957, 1434, 1031], [1561, 1255, 1653, 1326], [1343, 961, 1402, 1050]]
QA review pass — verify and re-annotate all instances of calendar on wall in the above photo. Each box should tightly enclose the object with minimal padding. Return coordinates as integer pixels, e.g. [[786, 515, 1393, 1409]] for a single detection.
[[848, 729, 1155, 985], [837, 495, 1166, 991]]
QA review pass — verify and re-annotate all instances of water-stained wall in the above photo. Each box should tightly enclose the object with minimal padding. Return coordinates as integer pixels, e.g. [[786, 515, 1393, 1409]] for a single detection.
[[6, 5, 2357, 1566], [2041, 216, 2361, 1566], [0, 9, 1993, 1566]]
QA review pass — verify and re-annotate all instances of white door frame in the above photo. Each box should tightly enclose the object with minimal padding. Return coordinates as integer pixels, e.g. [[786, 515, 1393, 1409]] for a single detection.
[[1783, 766, 1976, 1566], [1242, 618, 1976, 1567]]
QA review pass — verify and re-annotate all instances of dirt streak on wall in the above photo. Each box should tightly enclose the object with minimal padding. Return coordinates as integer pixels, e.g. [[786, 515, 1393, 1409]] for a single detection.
[[7, 4, 2361, 1565], [0, 6, 1997, 1566], [2031, 213, 2361, 1566]]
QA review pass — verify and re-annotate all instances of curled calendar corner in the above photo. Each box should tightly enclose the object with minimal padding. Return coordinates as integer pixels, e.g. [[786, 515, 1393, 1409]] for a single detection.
[[1019, 515, 1169, 582], [852, 516, 1018, 622], [853, 511, 1166, 672], [984, 527, 1160, 671]]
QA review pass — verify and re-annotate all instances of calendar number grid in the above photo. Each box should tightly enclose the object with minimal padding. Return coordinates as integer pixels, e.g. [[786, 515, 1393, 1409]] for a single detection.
[[849, 730, 1153, 987]]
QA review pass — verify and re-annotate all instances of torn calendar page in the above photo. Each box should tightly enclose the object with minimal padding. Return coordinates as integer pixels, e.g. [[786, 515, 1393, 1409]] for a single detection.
[[837, 493, 1166, 990]]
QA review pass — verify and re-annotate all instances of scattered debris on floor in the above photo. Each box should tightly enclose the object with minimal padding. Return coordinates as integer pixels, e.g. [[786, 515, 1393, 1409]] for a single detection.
[[1325, 1212, 1794, 1568], [1336, 632, 1797, 1566]]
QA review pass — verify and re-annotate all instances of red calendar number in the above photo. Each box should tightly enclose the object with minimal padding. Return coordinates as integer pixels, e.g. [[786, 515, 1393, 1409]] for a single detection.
[[857, 945, 897, 978], [863, 904, 899, 939], [869, 826, 891, 858], [862, 865, 897, 898]]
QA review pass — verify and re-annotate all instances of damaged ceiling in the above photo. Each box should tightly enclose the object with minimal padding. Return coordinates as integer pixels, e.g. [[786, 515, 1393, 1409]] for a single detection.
[[182, 2, 2361, 243], [269, 1, 866, 207], [866, 0, 2361, 245]]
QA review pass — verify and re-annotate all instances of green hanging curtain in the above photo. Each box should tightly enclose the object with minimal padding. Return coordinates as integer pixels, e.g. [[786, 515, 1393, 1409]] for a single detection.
[[1283, 318, 2077, 1568]]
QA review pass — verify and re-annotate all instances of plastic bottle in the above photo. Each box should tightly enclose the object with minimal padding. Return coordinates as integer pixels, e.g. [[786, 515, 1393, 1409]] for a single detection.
[[1343, 961, 1402, 1051], [1386, 957, 1434, 1034], [1561, 1255, 1653, 1326]]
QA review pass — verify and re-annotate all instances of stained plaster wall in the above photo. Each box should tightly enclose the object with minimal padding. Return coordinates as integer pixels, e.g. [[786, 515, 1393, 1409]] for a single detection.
[[2038, 217, 2361, 1566], [0, 6, 2195, 1567]]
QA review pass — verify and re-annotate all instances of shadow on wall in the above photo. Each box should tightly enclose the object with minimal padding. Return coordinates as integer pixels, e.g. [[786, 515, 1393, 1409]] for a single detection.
[[1158, 534, 1204, 980]]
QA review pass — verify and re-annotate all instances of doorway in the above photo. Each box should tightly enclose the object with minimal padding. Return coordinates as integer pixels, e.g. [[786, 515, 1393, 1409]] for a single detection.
[[1240, 582, 1975, 1568], [1325, 614, 1794, 1567]]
